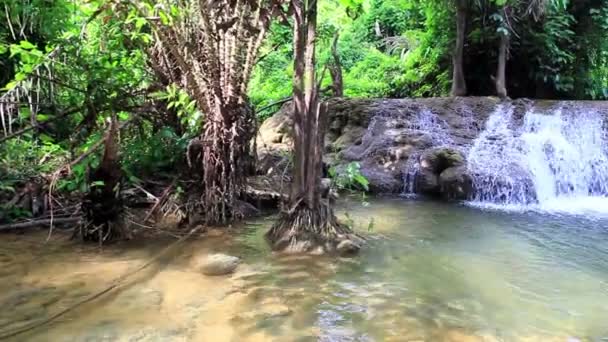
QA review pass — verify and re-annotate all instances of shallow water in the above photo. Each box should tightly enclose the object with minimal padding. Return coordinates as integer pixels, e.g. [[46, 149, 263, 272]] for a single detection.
[[1, 198, 608, 341]]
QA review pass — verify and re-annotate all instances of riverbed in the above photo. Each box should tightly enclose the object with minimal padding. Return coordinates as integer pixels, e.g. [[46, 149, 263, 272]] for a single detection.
[[1, 197, 607, 341]]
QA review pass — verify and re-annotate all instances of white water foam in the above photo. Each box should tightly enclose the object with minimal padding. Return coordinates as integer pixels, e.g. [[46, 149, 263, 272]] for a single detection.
[[466, 103, 608, 216]]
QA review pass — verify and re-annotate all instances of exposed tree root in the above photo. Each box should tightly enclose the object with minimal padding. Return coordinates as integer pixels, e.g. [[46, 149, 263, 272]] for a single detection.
[[266, 200, 363, 255]]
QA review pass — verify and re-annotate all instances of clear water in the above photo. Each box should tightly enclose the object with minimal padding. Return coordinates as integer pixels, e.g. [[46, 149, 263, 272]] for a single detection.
[[467, 104, 608, 212], [2, 198, 608, 341]]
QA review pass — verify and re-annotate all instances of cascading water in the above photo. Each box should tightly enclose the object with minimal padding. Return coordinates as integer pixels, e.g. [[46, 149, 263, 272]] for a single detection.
[[467, 103, 608, 213], [401, 108, 454, 194]]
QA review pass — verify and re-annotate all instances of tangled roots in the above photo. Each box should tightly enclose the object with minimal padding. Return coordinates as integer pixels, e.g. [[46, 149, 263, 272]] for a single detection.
[[266, 200, 363, 255]]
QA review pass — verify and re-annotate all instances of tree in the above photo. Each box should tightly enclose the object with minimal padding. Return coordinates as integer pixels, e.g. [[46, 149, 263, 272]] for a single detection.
[[266, 0, 362, 255], [328, 32, 344, 97], [492, 0, 555, 98], [451, 0, 468, 96], [133, 0, 286, 225]]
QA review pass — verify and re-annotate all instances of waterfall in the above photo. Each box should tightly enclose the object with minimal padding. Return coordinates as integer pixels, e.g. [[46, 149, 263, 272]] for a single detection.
[[467, 103, 608, 213], [401, 108, 454, 194]]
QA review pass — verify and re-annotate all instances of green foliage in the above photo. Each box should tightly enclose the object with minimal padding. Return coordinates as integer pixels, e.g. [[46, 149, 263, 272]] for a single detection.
[[329, 162, 369, 192], [151, 84, 201, 132], [121, 126, 189, 181]]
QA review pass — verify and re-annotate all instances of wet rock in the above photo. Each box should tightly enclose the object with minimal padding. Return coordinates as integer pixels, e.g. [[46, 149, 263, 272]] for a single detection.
[[234, 200, 260, 218], [416, 168, 440, 195], [420, 147, 465, 173], [195, 254, 240, 276], [336, 239, 361, 256], [439, 166, 473, 200], [255, 97, 505, 197], [245, 175, 289, 208], [359, 164, 403, 193]]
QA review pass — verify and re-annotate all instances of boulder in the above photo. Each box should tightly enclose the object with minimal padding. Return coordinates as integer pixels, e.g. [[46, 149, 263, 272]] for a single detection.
[[195, 254, 240, 276], [420, 147, 465, 174], [439, 166, 473, 200], [414, 147, 467, 196]]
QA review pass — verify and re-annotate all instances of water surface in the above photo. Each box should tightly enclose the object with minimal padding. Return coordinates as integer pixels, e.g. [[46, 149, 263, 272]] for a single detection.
[[1, 198, 607, 341]]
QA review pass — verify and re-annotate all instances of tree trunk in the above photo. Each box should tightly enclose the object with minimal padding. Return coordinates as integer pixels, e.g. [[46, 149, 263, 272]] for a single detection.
[[266, 0, 362, 255], [187, 102, 255, 226], [81, 112, 125, 242], [329, 32, 344, 97], [495, 32, 509, 98], [451, 0, 467, 97]]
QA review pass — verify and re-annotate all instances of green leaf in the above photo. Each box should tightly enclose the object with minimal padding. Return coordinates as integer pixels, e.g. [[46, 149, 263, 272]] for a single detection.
[[39, 134, 55, 144], [91, 180, 105, 187], [118, 112, 130, 121], [19, 40, 36, 50], [36, 114, 50, 122], [353, 174, 369, 190]]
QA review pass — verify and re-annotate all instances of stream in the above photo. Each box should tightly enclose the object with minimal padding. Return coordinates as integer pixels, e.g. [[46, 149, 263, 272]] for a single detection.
[[1, 197, 607, 341]]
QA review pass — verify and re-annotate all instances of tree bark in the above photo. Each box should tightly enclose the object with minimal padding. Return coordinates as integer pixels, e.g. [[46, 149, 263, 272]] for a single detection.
[[81, 112, 125, 242], [495, 32, 509, 98], [187, 102, 255, 225], [329, 32, 344, 97], [266, 0, 362, 255], [451, 0, 467, 97]]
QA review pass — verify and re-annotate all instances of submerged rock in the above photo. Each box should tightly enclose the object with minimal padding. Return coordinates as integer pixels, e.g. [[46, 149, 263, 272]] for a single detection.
[[195, 254, 240, 276], [336, 239, 361, 256]]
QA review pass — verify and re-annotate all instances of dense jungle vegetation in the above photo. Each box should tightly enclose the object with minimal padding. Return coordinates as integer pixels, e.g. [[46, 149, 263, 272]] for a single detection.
[[0, 0, 607, 248]]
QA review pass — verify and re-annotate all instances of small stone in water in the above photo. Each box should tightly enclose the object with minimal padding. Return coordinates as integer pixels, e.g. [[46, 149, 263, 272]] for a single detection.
[[195, 253, 240, 276]]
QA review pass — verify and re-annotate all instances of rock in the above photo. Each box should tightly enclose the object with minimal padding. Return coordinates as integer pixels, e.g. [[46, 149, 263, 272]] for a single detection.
[[359, 164, 403, 193], [234, 200, 260, 218], [336, 239, 361, 256], [256, 97, 555, 199], [439, 166, 473, 200], [244, 175, 289, 208], [420, 147, 465, 174], [195, 254, 240, 276], [416, 168, 440, 195]]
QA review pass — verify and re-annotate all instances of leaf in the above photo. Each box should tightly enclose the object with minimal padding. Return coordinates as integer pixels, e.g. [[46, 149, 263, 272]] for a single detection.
[[118, 112, 130, 121], [19, 40, 36, 50], [36, 114, 50, 122], [39, 134, 55, 144], [353, 174, 369, 190], [91, 180, 105, 187]]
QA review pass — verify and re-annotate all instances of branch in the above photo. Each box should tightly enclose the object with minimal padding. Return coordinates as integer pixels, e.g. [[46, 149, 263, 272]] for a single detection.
[[256, 96, 292, 113], [0, 106, 82, 144]]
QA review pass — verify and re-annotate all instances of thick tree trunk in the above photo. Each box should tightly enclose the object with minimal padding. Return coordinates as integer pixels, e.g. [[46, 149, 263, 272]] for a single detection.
[[187, 102, 255, 225], [266, 0, 362, 255], [81, 113, 125, 242], [329, 32, 344, 97], [451, 0, 467, 97], [495, 33, 509, 98]]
